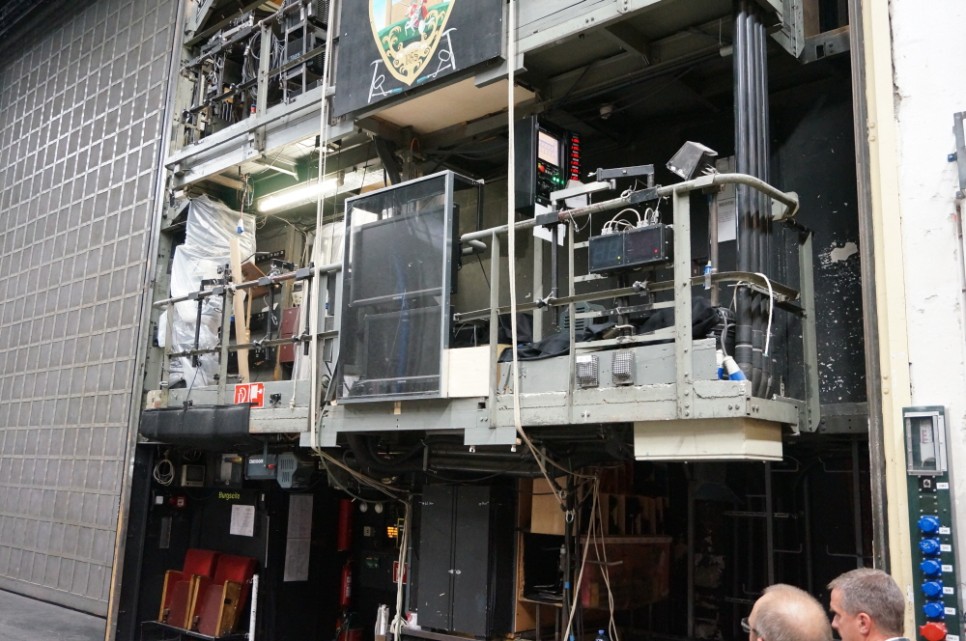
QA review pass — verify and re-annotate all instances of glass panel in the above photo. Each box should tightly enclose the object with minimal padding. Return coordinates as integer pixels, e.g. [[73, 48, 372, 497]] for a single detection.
[[337, 174, 455, 401]]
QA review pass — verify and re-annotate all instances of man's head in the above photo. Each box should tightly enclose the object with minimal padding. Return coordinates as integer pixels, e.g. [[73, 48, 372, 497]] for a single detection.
[[747, 584, 833, 641], [827, 568, 905, 641]]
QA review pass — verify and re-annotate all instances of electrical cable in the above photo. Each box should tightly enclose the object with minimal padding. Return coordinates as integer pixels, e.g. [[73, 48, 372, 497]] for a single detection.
[[476, 253, 490, 288], [753, 271, 775, 356], [153, 453, 175, 486], [390, 499, 412, 641], [317, 449, 404, 502], [562, 477, 599, 641], [602, 208, 641, 234]]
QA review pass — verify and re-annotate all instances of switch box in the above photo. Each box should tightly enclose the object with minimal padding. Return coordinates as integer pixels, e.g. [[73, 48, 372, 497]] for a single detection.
[[904, 407, 961, 641], [588, 224, 673, 274], [245, 453, 278, 480]]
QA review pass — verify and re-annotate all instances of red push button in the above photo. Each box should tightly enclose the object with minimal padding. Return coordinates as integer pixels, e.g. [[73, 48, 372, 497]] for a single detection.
[[920, 621, 947, 641]]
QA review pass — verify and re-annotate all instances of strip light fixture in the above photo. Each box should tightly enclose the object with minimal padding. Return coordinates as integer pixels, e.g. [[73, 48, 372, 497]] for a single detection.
[[257, 168, 384, 213]]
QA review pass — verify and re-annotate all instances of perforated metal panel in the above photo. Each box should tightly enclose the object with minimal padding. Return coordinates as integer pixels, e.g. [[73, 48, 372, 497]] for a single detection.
[[0, 0, 175, 614]]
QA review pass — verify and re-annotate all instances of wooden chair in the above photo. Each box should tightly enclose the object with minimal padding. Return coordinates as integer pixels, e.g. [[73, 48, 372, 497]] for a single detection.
[[158, 549, 220, 628], [190, 554, 257, 637]]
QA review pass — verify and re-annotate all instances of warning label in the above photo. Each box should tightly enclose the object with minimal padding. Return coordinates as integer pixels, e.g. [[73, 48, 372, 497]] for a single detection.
[[234, 382, 265, 408]]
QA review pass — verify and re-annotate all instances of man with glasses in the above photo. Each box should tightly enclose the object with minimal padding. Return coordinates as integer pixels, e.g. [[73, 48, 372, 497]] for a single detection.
[[828, 569, 908, 641], [743, 584, 833, 641]]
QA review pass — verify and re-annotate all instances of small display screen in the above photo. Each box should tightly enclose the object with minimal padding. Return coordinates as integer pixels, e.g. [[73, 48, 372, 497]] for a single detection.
[[538, 130, 561, 165]]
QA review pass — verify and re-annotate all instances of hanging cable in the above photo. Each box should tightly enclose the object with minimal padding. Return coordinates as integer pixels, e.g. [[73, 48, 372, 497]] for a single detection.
[[153, 452, 175, 486], [754, 272, 775, 357], [391, 499, 412, 641]]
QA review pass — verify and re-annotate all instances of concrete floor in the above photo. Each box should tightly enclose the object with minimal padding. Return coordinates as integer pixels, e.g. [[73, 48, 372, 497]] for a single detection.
[[0, 590, 105, 641]]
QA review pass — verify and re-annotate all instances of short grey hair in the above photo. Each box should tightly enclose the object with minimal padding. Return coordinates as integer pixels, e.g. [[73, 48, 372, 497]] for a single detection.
[[756, 584, 832, 641], [828, 568, 905, 636]]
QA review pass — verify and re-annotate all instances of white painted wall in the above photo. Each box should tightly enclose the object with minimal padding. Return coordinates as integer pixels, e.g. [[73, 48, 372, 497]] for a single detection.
[[891, 0, 966, 599]]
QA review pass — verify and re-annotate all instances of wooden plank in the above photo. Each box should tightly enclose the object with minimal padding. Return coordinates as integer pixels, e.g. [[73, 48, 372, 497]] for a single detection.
[[230, 237, 251, 383]]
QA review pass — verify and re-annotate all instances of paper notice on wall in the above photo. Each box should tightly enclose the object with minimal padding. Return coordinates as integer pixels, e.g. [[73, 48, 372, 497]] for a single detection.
[[284, 494, 313, 582], [230, 504, 256, 537]]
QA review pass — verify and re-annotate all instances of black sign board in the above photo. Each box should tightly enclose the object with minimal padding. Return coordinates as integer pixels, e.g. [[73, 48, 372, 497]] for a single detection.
[[333, 0, 504, 117]]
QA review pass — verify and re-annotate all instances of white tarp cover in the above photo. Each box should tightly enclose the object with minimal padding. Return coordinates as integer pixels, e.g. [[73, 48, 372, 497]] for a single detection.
[[159, 196, 256, 387]]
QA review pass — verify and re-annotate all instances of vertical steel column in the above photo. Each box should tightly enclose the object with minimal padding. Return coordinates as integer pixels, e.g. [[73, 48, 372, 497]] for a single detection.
[[488, 231, 501, 427], [674, 188, 694, 418], [847, 0, 890, 571], [851, 440, 867, 567], [709, 192, 720, 306], [256, 22, 272, 116], [765, 462, 776, 584], [798, 230, 821, 431], [687, 473, 696, 638]]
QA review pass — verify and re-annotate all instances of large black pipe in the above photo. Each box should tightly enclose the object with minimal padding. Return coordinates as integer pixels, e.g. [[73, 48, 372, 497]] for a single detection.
[[734, 2, 754, 378], [758, 15, 772, 397], [746, 3, 764, 392], [733, 1, 772, 393]]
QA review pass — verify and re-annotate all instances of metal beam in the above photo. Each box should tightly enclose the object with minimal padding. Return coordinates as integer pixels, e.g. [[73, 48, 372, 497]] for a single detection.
[[603, 22, 652, 64]]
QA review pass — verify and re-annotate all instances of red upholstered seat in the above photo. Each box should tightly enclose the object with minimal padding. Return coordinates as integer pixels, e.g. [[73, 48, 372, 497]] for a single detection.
[[190, 554, 257, 637], [158, 549, 220, 628]]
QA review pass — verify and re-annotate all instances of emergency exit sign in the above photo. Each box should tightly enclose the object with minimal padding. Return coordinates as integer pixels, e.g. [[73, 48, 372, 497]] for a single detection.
[[234, 382, 265, 408]]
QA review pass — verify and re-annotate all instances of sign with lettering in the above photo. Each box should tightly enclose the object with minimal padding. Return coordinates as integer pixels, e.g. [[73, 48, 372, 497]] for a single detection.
[[334, 0, 503, 116]]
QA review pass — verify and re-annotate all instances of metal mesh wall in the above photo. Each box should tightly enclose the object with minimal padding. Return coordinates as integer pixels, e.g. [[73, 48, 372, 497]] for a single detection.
[[0, 0, 175, 614]]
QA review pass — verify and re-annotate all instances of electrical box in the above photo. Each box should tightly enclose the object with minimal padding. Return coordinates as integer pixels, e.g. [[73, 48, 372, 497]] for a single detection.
[[588, 224, 673, 274], [245, 453, 278, 480], [180, 464, 206, 487], [903, 406, 961, 641], [514, 116, 580, 215]]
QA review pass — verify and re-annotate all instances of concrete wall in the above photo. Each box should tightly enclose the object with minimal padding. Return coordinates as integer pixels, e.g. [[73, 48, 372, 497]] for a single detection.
[[0, 0, 175, 614], [890, 0, 966, 598]]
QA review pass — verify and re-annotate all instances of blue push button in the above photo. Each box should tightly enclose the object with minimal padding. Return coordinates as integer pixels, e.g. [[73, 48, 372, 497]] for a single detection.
[[921, 559, 943, 577], [922, 581, 944, 598], [918, 515, 941, 534], [923, 601, 946, 619], [919, 538, 942, 556]]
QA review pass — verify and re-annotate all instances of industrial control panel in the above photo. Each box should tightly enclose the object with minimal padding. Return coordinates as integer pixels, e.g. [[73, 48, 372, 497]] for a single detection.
[[514, 116, 580, 215], [904, 407, 962, 641]]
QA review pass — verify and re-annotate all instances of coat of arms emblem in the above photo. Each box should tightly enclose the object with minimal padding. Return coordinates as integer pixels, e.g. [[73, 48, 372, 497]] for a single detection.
[[369, 0, 456, 86]]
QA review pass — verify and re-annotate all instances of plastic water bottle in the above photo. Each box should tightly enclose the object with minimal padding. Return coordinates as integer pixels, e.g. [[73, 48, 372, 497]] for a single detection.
[[595, 630, 610, 641], [703, 261, 714, 290]]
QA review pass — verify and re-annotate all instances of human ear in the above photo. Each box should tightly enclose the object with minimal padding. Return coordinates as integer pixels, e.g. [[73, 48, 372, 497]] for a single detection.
[[856, 613, 872, 635]]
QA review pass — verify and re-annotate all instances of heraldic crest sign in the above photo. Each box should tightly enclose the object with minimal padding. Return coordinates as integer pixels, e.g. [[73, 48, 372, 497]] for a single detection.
[[334, 0, 503, 116], [370, 0, 456, 86]]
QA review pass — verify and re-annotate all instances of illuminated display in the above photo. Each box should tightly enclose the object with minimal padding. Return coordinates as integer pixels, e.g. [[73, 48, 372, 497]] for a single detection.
[[537, 130, 561, 165]]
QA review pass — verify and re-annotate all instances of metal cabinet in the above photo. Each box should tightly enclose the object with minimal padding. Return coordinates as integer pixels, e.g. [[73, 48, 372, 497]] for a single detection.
[[414, 484, 514, 637]]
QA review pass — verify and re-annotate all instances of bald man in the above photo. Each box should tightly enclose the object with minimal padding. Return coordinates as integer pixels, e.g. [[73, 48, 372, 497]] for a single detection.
[[828, 569, 908, 641], [744, 584, 833, 641]]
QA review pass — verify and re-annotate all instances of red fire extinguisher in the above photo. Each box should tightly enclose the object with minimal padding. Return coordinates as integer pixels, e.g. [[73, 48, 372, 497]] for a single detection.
[[337, 499, 353, 552], [339, 560, 353, 609]]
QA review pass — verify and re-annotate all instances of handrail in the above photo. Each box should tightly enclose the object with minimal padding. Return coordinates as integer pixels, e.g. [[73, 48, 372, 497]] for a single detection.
[[458, 172, 799, 245], [152, 262, 340, 307]]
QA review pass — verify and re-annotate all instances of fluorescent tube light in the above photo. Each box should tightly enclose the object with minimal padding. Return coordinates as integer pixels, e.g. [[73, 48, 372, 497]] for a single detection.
[[257, 169, 385, 213], [257, 179, 338, 213]]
